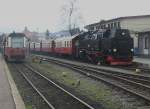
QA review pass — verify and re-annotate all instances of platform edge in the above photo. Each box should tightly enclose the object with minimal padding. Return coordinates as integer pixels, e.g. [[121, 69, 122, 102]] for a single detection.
[[3, 60, 26, 109]]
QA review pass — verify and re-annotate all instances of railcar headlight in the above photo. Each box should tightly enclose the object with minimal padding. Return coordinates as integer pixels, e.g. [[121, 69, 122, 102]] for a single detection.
[[122, 32, 125, 35], [113, 48, 117, 52], [131, 48, 134, 52]]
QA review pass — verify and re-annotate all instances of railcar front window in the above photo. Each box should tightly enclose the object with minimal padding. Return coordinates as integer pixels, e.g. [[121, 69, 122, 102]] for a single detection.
[[11, 37, 24, 48]]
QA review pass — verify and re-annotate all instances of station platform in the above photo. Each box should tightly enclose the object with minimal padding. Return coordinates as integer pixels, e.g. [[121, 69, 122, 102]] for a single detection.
[[134, 57, 150, 66], [0, 54, 25, 109]]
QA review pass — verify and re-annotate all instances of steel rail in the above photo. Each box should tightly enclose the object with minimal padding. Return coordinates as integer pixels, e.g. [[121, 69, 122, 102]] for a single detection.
[[38, 56, 150, 104], [14, 65, 55, 109], [36, 55, 150, 80], [24, 64, 95, 109]]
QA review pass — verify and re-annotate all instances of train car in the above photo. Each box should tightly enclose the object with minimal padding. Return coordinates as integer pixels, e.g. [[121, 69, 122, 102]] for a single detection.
[[41, 39, 54, 53], [3, 32, 27, 62], [75, 29, 133, 65], [54, 35, 78, 55], [30, 39, 54, 54], [30, 28, 133, 65]]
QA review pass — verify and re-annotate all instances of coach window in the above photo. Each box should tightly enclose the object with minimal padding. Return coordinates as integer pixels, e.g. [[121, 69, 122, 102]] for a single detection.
[[67, 41, 69, 47], [59, 42, 61, 47], [66, 41, 67, 47], [65, 41, 66, 47], [70, 41, 72, 47]]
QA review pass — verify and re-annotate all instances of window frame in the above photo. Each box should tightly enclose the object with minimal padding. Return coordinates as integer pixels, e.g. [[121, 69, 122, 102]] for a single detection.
[[145, 37, 149, 49]]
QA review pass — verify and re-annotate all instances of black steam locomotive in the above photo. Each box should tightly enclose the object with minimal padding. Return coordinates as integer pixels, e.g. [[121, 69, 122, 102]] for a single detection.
[[76, 29, 133, 65]]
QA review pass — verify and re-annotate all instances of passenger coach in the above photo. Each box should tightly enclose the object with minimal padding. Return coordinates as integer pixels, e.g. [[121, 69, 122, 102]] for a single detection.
[[54, 35, 78, 55]]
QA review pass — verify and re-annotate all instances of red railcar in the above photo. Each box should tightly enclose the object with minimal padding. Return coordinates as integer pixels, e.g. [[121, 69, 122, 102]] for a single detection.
[[3, 33, 27, 62], [54, 35, 78, 55]]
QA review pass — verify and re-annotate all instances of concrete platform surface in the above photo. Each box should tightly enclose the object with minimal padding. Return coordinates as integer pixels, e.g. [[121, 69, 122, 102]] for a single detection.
[[134, 57, 150, 66], [0, 54, 25, 109]]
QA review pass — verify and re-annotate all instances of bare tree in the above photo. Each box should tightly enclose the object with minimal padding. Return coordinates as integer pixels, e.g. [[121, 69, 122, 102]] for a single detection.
[[45, 29, 50, 40], [60, 0, 83, 36]]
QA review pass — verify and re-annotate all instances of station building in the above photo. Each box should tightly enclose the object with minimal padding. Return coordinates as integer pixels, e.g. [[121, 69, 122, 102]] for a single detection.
[[84, 15, 150, 56]]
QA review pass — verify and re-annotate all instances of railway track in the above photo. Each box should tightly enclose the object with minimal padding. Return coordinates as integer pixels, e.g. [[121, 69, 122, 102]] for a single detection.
[[13, 63, 95, 109], [113, 65, 150, 73], [35, 55, 150, 108]]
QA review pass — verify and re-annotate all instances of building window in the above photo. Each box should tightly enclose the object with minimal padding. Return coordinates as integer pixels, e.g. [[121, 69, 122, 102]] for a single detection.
[[108, 24, 110, 29], [90, 27, 94, 31], [103, 25, 106, 29], [102, 25, 104, 29], [111, 23, 113, 28], [118, 22, 120, 28], [145, 37, 149, 49], [96, 26, 99, 30], [114, 22, 117, 28]]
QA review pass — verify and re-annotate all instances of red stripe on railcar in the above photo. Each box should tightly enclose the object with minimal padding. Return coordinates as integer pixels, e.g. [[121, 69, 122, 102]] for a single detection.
[[54, 47, 72, 55], [34, 48, 41, 51], [41, 48, 53, 53], [4, 47, 26, 60]]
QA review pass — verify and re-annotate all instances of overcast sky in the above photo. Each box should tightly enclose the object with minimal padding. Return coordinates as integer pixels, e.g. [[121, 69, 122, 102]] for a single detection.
[[0, 0, 150, 33]]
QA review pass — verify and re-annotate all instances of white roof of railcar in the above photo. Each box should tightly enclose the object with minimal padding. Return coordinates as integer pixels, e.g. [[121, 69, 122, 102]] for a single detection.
[[31, 39, 53, 44], [55, 34, 80, 42], [41, 39, 53, 43]]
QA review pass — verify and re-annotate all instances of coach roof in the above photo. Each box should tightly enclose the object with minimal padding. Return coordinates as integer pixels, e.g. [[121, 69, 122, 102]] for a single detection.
[[55, 33, 80, 42]]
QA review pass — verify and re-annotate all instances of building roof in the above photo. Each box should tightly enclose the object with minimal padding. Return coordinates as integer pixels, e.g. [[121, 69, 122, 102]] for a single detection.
[[9, 33, 26, 37], [85, 15, 150, 28]]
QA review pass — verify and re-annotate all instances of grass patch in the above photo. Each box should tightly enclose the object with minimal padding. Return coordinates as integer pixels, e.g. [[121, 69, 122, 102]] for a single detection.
[[28, 58, 135, 109]]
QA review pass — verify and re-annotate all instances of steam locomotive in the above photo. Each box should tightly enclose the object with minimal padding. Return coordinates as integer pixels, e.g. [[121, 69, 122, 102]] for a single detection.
[[76, 29, 133, 65], [31, 29, 133, 65]]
